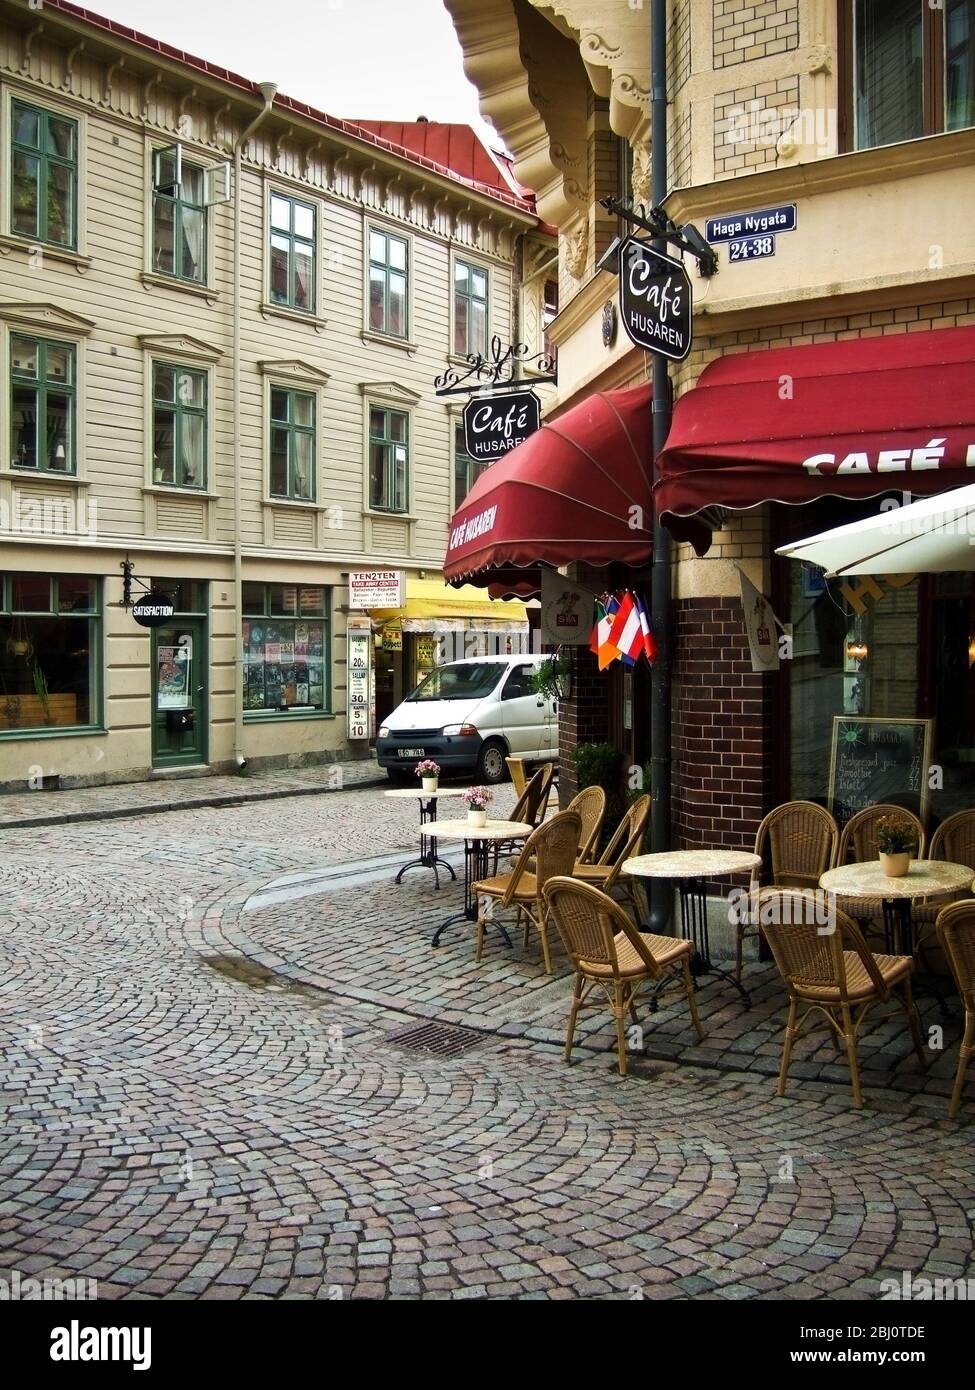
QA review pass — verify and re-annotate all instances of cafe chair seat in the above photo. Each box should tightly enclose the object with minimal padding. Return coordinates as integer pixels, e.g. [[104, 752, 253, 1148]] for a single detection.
[[543, 876, 705, 1077], [473, 810, 581, 973], [759, 888, 924, 1110], [579, 930, 692, 980], [936, 900, 975, 1117]]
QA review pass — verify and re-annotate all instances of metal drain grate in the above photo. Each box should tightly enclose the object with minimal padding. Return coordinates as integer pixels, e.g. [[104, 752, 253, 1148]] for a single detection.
[[384, 1020, 484, 1058]]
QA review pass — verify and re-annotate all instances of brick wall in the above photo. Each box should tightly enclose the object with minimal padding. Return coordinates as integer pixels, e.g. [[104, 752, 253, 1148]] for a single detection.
[[672, 598, 774, 851], [558, 644, 610, 806], [714, 75, 800, 178], [714, 0, 799, 69]]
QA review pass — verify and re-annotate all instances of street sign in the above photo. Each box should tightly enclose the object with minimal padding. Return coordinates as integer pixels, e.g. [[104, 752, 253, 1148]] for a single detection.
[[131, 589, 175, 628], [618, 238, 693, 362], [705, 203, 797, 244], [462, 389, 540, 461], [728, 233, 777, 263]]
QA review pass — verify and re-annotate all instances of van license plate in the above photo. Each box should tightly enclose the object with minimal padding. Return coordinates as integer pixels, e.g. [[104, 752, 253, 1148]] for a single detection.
[[398, 747, 425, 757]]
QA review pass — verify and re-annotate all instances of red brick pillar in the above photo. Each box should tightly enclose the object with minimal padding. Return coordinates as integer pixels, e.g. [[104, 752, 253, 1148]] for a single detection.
[[558, 644, 610, 806], [672, 597, 774, 850]]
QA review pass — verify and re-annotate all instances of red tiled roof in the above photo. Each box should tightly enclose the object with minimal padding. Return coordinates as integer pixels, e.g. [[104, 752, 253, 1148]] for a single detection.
[[354, 121, 522, 197], [35, 0, 538, 216]]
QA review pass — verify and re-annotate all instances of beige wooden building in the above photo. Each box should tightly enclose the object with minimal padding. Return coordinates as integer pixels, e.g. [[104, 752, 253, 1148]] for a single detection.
[[445, 0, 975, 866], [0, 0, 554, 789]]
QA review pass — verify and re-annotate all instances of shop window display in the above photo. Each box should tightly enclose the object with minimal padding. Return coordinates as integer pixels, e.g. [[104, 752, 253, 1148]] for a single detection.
[[241, 582, 328, 714]]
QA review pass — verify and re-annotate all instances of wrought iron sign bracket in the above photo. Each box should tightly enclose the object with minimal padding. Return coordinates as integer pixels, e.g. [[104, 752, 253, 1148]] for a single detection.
[[434, 334, 557, 397], [599, 196, 719, 278]]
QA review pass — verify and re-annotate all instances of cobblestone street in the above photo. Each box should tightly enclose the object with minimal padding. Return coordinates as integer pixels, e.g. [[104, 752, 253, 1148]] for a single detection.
[[2, 782, 974, 1301]]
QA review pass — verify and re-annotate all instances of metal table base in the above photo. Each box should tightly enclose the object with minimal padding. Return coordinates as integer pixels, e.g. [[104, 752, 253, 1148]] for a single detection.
[[677, 877, 751, 1009], [881, 898, 949, 1019], [432, 837, 512, 949], [394, 795, 457, 890]]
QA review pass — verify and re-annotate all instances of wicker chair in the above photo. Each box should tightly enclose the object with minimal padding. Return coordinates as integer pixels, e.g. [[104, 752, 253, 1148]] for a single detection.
[[758, 888, 924, 1109], [543, 877, 704, 1076], [493, 764, 553, 869], [473, 810, 582, 972], [505, 756, 529, 797], [834, 803, 927, 943], [912, 811, 975, 955], [736, 801, 839, 982], [567, 785, 607, 865], [572, 794, 651, 917], [936, 900, 975, 1117]]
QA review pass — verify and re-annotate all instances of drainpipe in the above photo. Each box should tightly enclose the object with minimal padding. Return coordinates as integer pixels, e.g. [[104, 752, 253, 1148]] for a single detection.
[[648, 0, 673, 929], [231, 82, 277, 769]]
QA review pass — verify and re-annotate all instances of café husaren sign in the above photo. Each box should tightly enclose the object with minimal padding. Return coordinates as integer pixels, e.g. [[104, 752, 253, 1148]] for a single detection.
[[619, 237, 693, 362], [462, 389, 540, 461]]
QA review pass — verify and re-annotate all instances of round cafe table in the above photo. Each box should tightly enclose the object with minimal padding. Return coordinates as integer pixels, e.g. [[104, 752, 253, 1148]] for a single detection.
[[621, 849, 762, 1008], [430, 819, 533, 948], [819, 859, 973, 956], [383, 787, 467, 889]]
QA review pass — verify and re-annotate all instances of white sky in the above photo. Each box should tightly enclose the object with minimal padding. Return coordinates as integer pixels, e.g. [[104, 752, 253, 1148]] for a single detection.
[[89, 0, 500, 146]]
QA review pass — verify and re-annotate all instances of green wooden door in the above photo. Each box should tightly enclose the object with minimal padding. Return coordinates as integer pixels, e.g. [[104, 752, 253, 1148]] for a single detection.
[[152, 618, 207, 767]]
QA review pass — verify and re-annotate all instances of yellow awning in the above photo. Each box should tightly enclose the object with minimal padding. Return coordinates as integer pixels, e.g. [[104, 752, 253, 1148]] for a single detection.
[[370, 575, 528, 630]]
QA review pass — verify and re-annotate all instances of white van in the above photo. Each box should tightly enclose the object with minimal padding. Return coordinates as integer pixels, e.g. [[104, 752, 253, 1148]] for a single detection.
[[376, 654, 557, 784]]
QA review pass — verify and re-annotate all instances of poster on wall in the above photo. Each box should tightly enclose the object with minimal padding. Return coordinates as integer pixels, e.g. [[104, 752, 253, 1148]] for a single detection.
[[157, 644, 190, 710], [347, 619, 372, 740]]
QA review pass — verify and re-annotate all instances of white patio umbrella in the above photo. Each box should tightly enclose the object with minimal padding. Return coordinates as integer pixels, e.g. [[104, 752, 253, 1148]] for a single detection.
[[775, 483, 975, 576]]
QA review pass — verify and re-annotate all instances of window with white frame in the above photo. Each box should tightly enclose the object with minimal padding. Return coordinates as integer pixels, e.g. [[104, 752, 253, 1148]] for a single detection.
[[368, 227, 409, 337], [152, 362, 207, 488], [270, 386, 316, 500], [369, 406, 409, 513], [11, 100, 78, 248], [10, 334, 76, 474], [454, 259, 488, 356], [269, 193, 316, 313]]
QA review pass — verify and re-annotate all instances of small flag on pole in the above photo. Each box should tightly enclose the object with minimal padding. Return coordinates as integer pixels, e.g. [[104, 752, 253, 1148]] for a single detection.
[[597, 595, 621, 669], [635, 592, 657, 665]]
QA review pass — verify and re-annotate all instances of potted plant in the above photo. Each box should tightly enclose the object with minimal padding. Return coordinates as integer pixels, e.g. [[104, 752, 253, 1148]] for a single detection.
[[416, 758, 441, 792], [875, 815, 917, 878], [463, 784, 493, 828], [31, 661, 53, 726], [529, 652, 572, 702]]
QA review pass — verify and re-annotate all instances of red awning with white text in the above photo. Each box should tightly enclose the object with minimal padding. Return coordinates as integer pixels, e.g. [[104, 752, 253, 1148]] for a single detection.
[[444, 382, 652, 592], [655, 325, 975, 555]]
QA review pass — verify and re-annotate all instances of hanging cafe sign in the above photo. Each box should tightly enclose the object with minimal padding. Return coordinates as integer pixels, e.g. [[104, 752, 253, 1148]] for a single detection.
[[599, 197, 718, 365], [619, 238, 693, 362], [462, 389, 541, 460]]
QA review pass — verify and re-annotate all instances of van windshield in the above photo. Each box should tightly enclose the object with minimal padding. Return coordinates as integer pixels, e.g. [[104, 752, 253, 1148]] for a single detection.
[[407, 661, 506, 702]]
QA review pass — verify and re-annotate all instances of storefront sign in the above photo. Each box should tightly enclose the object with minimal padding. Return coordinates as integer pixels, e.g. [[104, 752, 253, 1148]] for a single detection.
[[346, 620, 372, 740], [541, 569, 598, 647], [348, 570, 403, 609], [619, 238, 692, 362], [728, 233, 776, 262], [132, 589, 175, 628], [382, 622, 403, 652], [705, 203, 797, 243], [828, 716, 933, 827], [462, 390, 540, 460]]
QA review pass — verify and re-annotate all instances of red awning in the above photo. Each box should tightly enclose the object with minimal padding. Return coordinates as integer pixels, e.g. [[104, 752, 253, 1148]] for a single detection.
[[444, 382, 652, 591], [656, 325, 975, 554]]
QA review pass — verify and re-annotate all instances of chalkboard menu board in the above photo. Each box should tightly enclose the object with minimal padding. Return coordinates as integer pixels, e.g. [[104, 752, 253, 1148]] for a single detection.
[[828, 716, 933, 827]]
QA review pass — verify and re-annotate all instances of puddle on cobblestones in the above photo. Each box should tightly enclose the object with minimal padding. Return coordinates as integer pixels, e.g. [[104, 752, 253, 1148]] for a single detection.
[[201, 953, 329, 1003]]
